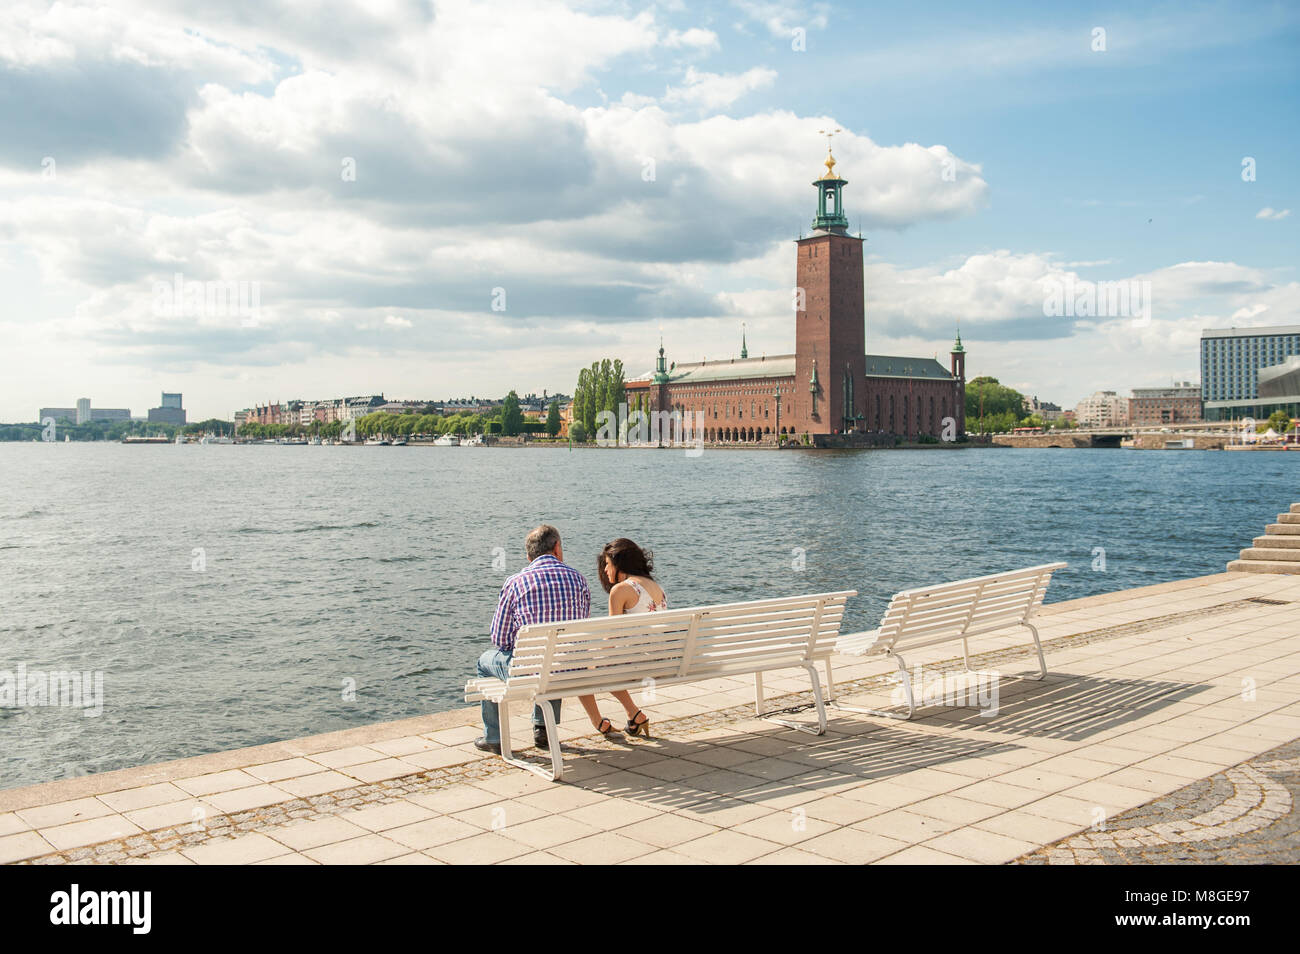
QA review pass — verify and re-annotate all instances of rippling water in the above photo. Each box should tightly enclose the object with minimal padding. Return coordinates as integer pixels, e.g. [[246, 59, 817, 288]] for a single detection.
[[0, 442, 1294, 789]]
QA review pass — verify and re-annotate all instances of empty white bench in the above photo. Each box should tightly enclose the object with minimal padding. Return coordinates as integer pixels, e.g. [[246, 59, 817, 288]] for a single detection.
[[831, 563, 1066, 719], [465, 590, 856, 780]]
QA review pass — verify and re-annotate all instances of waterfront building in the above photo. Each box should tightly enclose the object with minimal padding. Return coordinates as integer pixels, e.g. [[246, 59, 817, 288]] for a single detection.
[[342, 395, 386, 421], [38, 402, 131, 423], [1028, 396, 1063, 421], [1075, 390, 1129, 428], [1201, 324, 1300, 421], [626, 149, 965, 444], [148, 392, 186, 425], [1129, 382, 1202, 426]]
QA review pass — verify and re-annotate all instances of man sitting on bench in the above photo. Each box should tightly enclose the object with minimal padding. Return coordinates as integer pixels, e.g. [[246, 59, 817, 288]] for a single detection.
[[474, 524, 591, 755]]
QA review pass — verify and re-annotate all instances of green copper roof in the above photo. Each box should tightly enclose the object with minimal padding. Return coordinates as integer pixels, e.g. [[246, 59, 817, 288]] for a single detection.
[[952, 330, 965, 353], [863, 355, 954, 380], [631, 354, 796, 385], [631, 354, 955, 385]]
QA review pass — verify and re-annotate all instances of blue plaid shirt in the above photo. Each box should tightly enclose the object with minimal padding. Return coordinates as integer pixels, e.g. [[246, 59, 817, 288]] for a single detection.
[[490, 554, 591, 653]]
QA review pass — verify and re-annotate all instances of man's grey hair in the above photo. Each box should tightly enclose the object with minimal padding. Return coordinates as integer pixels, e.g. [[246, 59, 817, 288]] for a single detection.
[[525, 524, 561, 561]]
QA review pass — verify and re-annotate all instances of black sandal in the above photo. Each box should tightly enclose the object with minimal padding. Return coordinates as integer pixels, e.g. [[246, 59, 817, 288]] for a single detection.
[[595, 718, 616, 735], [625, 710, 651, 738]]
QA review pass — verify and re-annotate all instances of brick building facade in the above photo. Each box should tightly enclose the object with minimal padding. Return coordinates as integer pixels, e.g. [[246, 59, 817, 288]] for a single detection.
[[627, 150, 965, 443], [1129, 383, 1202, 426]]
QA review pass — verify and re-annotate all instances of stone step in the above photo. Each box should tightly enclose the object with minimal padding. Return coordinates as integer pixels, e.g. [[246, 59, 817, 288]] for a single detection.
[[1278, 513, 1300, 524], [1266, 523, 1300, 535], [1291, 502, 1300, 514], [1227, 559, 1300, 574], [1239, 547, 1300, 562], [1254, 535, 1300, 548]]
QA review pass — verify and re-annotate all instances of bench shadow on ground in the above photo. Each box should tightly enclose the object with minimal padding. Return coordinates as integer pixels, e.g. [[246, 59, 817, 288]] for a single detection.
[[515, 673, 1211, 816], [872, 671, 1213, 741]]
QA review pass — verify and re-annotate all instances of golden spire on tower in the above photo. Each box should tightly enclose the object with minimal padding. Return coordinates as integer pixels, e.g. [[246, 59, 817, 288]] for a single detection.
[[817, 127, 843, 180]]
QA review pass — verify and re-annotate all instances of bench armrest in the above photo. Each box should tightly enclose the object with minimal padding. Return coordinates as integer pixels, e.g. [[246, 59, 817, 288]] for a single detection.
[[464, 676, 507, 704]]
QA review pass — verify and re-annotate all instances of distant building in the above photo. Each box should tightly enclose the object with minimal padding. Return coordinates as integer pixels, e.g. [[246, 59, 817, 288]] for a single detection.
[[1129, 382, 1202, 426], [341, 395, 386, 421], [1075, 390, 1129, 428], [1027, 396, 1063, 421], [39, 402, 130, 423], [627, 150, 964, 443], [148, 392, 186, 425], [1201, 324, 1300, 421]]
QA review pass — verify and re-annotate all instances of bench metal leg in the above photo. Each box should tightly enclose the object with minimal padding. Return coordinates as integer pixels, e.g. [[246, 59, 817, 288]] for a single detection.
[[1023, 621, 1047, 679], [823, 658, 836, 702], [754, 671, 764, 717], [540, 700, 564, 781], [760, 663, 828, 736], [965, 623, 1048, 682], [828, 652, 915, 720], [496, 699, 565, 783], [955, 623, 1046, 683]]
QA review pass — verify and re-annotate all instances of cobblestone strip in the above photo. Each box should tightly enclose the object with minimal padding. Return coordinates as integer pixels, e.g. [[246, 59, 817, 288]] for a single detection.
[[1017, 738, 1300, 864], [17, 596, 1272, 865]]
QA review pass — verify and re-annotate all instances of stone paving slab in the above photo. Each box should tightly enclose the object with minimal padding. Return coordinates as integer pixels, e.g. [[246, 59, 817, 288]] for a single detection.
[[2, 570, 1298, 865]]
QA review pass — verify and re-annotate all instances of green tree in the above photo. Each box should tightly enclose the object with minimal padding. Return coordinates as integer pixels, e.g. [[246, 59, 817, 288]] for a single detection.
[[499, 391, 523, 436], [1264, 410, 1293, 434], [569, 421, 587, 443], [965, 376, 1028, 433], [545, 401, 561, 437]]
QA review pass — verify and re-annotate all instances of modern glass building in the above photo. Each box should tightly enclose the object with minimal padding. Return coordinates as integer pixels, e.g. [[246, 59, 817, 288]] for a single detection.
[[1200, 325, 1300, 421]]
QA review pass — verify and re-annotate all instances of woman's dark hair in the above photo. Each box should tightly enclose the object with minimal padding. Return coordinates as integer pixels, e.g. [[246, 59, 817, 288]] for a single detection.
[[598, 538, 654, 593]]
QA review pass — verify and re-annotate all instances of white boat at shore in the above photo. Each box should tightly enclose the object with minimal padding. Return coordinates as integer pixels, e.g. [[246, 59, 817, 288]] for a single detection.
[[434, 434, 460, 446], [463, 434, 485, 447], [364, 438, 390, 446]]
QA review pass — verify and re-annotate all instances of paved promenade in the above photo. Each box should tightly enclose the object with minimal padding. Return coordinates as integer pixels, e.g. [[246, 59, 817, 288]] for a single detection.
[[2, 570, 1297, 865]]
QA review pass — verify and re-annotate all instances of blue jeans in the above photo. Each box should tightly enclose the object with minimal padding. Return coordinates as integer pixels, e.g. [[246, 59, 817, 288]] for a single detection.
[[477, 647, 561, 745]]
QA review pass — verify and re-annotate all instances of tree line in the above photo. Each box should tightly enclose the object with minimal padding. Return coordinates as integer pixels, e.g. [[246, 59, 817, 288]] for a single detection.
[[570, 359, 626, 442], [233, 391, 563, 441]]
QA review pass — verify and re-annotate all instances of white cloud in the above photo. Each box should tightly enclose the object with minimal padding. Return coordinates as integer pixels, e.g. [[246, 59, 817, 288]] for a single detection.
[[664, 66, 777, 110], [1256, 207, 1292, 221], [732, 1, 828, 38], [664, 27, 719, 50]]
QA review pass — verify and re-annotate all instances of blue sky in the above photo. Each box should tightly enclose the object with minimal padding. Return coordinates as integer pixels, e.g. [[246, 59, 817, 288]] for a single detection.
[[0, 0, 1296, 421]]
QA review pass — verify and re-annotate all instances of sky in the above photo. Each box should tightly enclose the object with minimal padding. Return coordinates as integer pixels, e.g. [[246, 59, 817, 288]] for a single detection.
[[0, 0, 1296, 422]]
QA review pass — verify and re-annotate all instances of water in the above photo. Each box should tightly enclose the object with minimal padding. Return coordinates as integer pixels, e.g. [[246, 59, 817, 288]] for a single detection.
[[0, 443, 1294, 790]]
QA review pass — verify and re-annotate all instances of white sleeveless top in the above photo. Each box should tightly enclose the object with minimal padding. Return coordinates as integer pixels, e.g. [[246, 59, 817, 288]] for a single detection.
[[626, 578, 667, 614]]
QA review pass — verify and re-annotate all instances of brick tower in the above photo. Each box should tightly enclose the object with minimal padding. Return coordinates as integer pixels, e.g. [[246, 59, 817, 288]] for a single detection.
[[792, 146, 866, 437]]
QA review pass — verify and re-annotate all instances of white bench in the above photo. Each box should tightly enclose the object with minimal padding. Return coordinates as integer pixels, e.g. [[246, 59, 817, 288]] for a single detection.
[[465, 590, 856, 780], [831, 563, 1067, 719]]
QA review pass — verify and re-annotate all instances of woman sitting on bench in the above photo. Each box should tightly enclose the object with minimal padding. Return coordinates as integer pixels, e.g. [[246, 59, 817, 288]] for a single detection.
[[577, 538, 666, 739]]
